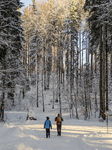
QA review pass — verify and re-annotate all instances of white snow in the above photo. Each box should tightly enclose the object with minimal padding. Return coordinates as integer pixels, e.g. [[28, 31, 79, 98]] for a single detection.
[[0, 103, 112, 150]]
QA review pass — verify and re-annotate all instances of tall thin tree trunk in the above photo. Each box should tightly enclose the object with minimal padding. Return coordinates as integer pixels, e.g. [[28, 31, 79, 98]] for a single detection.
[[22, 88, 25, 99], [2, 80, 5, 122], [60, 49, 63, 84], [52, 46, 56, 109], [57, 31, 61, 114], [111, 49, 112, 77], [86, 32, 88, 63], [95, 91, 98, 118], [95, 53, 97, 74], [66, 36, 69, 85], [84, 78, 88, 120], [102, 24, 106, 120], [46, 38, 52, 89], [82, 45, 83, 71], [105, 24, 108, 111], [43, 44, 46, 90], [59, 55, 61, 114], [52, 71, 55, 109], [2, 57, 6, 121], [56, 46, 59, 102], [99, 25, 103, 118], [27, 37, 30, 76], [88, 33, 89, 63], [91, 53, 93, 92], [76, 38, 79, 119], [70, 34, 73, 118], [79, 31, 81, 82], [94, 53, 98, 116], [36, 55, 39, 107], [42, 52, 45, 112]]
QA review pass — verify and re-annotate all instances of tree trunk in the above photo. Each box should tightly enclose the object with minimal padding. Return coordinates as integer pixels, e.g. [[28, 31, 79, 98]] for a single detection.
[[60, 49, 63, 84], [55, 36, 59, 102], [76, 38, 79, 119], [95, 91, 98, 118], [95, 52, 97, 74], [79, 31, 81, 81], [84, 80, 88, 120], [111, 49, 112, 78], [2, 82, 5, 122], [52, 71, 55, 109], [42, 52, 45, 112], [70, 34, 74, 118], [102, 24, 106, 120], [59, 55, 61, 114], [46, 38, 52, 89], [86, 32, 88, 63], [43, 44, 46, 90], [105, 24, 108, 111], [82, 44, 83, 71], [1, 57, 6, 122], [36, 55, 39, 107], [23, 88, 25, 99], [91, 53, 93, 92], [52, 46, 56, 109], [27, 37, 30, 76], [99, 25, 103, 118]]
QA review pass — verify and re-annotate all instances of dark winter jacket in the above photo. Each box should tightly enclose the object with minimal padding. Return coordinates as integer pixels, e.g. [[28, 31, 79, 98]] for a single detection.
[[55, 116, 63, 125]]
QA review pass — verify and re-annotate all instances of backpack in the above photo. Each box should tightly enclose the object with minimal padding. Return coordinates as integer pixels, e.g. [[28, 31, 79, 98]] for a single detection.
[[56, 117, 61, 125]]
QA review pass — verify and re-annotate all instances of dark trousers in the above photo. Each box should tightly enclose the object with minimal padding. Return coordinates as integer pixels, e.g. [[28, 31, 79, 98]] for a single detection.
[[57, 125, 61, 136], [46, 129, 50, 138]]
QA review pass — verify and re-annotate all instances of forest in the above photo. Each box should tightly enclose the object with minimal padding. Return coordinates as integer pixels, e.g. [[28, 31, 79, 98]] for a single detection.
[[0, 0, 112, 121]]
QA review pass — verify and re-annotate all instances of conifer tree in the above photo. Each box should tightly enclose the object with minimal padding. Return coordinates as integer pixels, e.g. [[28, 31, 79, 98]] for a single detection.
[[30, 30, 43, 107], [0, 0, 24, 120], [84, 0, 111, 119]]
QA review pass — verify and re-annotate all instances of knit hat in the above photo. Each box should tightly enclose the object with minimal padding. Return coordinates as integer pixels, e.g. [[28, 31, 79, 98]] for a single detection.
[[46, 116, 49, 120]]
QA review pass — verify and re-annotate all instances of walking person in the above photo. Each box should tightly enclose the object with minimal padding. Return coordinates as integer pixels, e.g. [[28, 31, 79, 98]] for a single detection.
[[44, 116, 52, 138], [55, 114, 63, 136]]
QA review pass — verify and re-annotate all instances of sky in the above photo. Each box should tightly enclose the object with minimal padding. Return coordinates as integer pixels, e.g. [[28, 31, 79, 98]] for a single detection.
[[21, 0, 33, 7]]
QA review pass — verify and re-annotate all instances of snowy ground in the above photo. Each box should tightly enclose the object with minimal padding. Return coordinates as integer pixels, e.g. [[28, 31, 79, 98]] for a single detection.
[[0, 106, 112, 150], [0, 89, 112, 150]]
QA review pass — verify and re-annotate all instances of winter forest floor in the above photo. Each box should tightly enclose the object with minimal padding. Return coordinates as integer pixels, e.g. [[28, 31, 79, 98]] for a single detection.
[[0, 102, 112, 150]]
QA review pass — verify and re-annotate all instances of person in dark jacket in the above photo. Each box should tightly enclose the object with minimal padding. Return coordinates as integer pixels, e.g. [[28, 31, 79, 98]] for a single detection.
[[55, 114, 63, 136], [44, 116, 52, 138]]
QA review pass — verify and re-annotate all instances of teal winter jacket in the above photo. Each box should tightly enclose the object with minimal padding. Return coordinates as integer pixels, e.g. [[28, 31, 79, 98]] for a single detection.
[[44, 120, 52, 129]]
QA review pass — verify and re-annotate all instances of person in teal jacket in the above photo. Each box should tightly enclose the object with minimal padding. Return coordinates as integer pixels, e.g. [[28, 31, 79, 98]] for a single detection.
[[44, 117, 52, 138]]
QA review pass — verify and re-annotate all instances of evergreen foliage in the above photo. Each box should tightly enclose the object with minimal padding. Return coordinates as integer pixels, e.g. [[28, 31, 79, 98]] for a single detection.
[[0, 0, 26, 118]]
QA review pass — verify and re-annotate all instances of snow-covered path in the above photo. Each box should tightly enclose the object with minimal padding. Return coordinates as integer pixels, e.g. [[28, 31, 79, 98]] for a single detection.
[[0, 114, 112, 150]]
